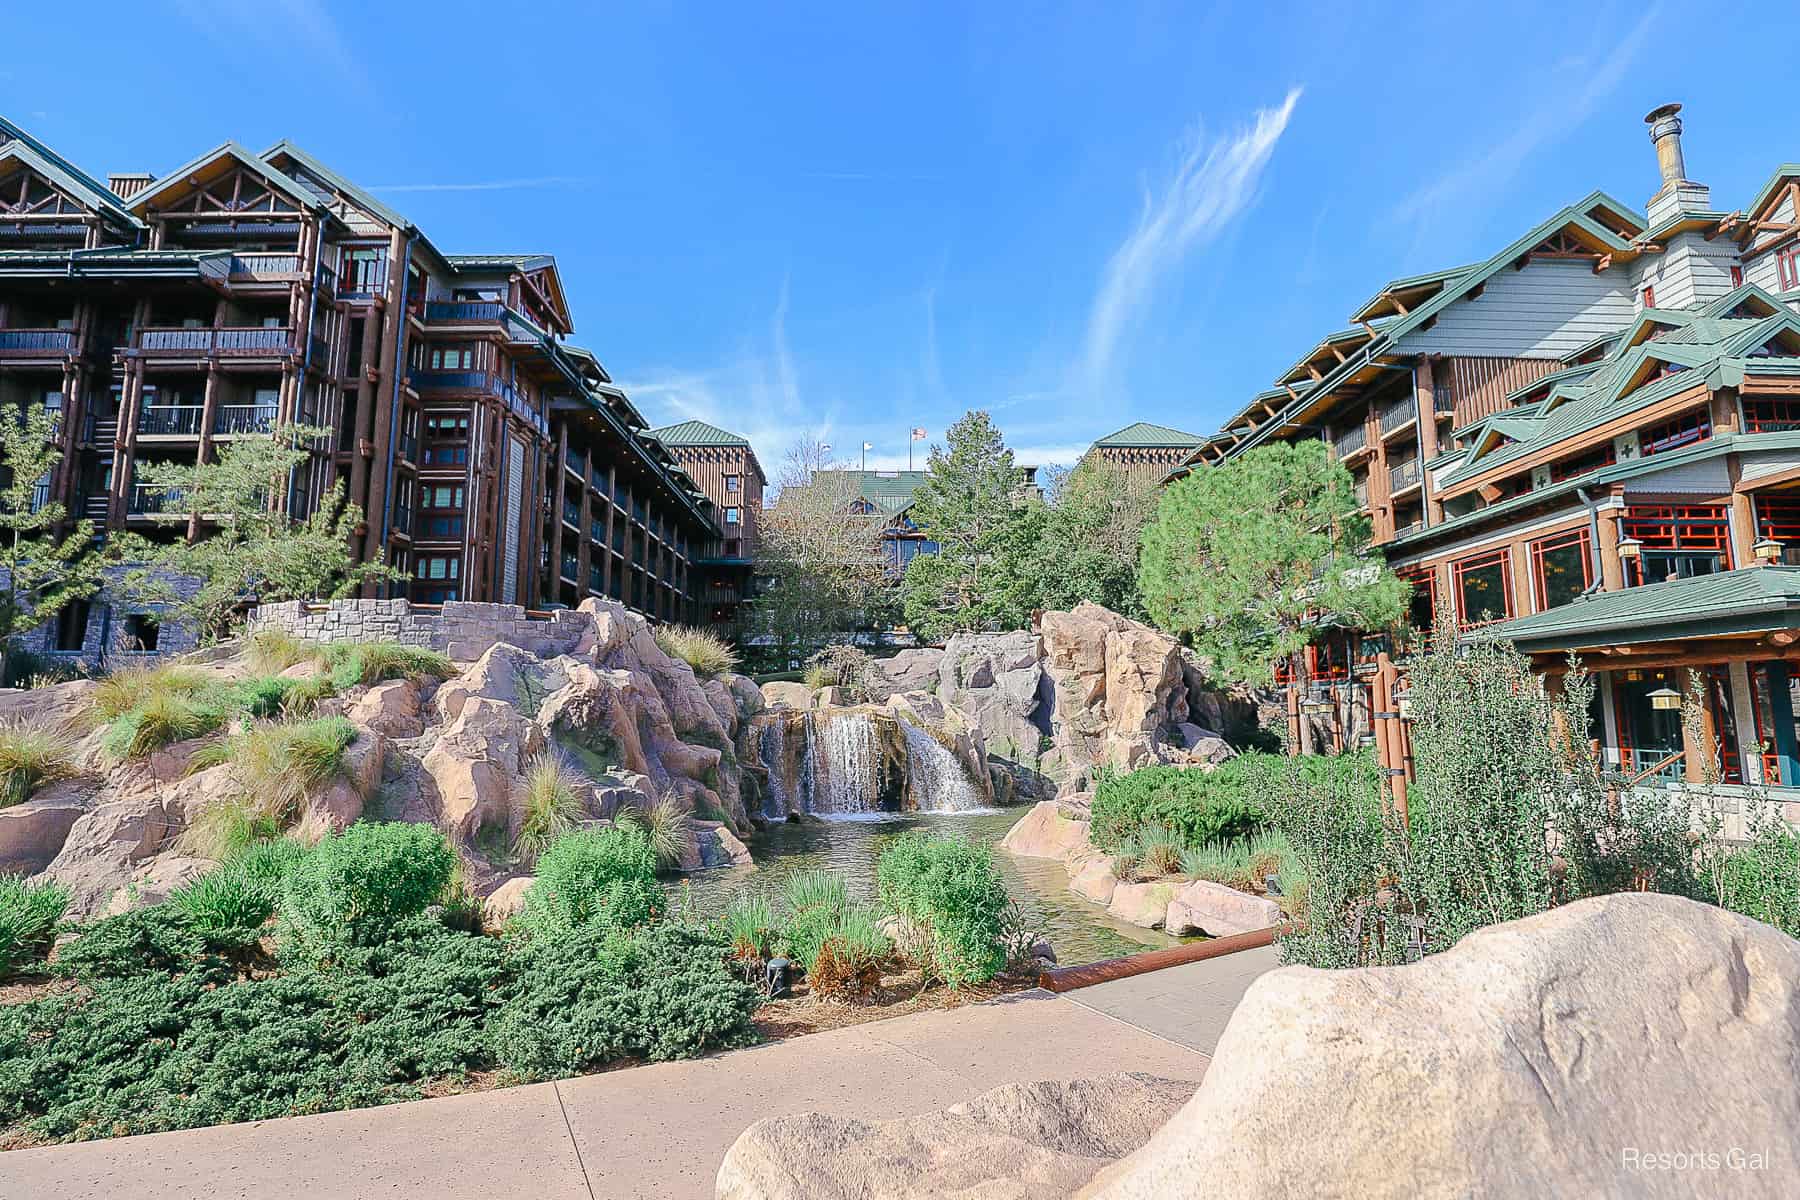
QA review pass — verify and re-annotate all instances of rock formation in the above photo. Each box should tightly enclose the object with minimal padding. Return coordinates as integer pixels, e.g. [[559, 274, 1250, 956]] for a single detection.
[[6, 599, 767, 917], [1079, 894, 1800, 1200], [716, 1073, 1194, 1200]]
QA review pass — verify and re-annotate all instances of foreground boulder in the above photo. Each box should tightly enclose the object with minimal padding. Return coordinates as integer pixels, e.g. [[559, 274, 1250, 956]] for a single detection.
[[998, 800, 1092, 861], [1081, 893, 1800, 1200], [717, 1074, 1193, 1200], [1163, 880, 1284, 937]]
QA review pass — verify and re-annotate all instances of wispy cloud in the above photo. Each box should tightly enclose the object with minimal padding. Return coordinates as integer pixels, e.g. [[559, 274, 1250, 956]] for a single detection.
[[369, 176, 599, 194], [1080, 88, 1302, 389], [174, 0, 369, 95], [1393, 7, 1657, 236]]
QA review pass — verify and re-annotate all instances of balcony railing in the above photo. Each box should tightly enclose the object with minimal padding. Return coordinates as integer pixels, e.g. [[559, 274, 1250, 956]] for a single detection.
[[137, 326, 295, 356], [28, 480, 50, 514], [138, 405, 204, 436], [1378, 396, 1416, 436], [393, 504, 413, 535], [1433, 383, 1455, 415], [398, 432, 419, 463], [0, 329, 75, 355], [228, 253, 302, 278], [214, 404, 277, 435], [562, 502, 581, 528], [128, 484, 186, 515], [424, 301, 505, 324], [1389, 458, 1421, 491], [560, 554, 579, 582], [339, 258, 388, 299], [316, 262, 338, 296], [590, 520, 606, 544], [1332, 424, 1367, 459]]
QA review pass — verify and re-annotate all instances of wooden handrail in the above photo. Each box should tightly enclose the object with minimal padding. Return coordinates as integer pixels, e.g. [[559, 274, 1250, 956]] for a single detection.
[[1626, 749, 1684, 786]]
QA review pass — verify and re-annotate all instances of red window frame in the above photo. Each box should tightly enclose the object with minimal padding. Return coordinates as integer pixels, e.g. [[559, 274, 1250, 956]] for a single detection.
[[1779, 246, 1800, 292], [1452, 548, 1514, 628], [1639, 411, 1711, 456], [1731, 265, 1744, 288], [1548, 443, 1616, 483], [1642, 286, 1655, 308], [1529, 528, 1593, 611], [1746, 397, 1800, 433], [1621, 504, 1732, 564]]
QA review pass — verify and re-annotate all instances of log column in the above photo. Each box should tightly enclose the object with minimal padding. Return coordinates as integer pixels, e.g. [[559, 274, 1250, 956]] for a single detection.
[[1415, 357, 1444, 525]]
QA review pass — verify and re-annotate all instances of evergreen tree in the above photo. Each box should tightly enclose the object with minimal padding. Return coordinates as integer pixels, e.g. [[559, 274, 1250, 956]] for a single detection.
[[0, 406, 101, 676], [1137, 438, 1405, 686], [901, 410, 1025, 641], [112, 424, 402, 641]]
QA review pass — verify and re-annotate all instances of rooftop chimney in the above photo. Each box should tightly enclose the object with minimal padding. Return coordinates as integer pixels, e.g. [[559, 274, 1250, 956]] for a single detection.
[[107, 172, 153, 201], [1644, 103, 1688, 187], [1642, 103, 1709, 227]]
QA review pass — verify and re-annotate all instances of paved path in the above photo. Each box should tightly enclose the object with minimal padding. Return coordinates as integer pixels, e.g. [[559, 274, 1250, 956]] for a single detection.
[[0, 949, 1277, 1200]]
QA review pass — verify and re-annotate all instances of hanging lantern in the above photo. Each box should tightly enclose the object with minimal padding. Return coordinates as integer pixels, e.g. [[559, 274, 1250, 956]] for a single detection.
[[1616, 535, 1643, 560], [1300, 693, 1334, 715], [1648, 685, 1682, 711], [1396, 690, 1414, 720], [1754, 537, 1783, 564]]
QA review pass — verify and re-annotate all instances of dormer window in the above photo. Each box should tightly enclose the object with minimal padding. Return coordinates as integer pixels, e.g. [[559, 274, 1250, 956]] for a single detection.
[[1642, 286, 1655, 308]]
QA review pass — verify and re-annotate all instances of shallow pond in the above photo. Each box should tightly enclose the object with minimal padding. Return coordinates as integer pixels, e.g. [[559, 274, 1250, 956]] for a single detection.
[[671, 807, 1186, 966]]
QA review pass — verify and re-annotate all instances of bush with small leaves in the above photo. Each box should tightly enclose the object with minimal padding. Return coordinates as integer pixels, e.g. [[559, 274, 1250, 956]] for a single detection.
[[169, 840, 308, 953], [279, 822, 457, 955], [876, 833, 1010, 988], [54, 905, 211, 981], [516, 826, 663, 938]]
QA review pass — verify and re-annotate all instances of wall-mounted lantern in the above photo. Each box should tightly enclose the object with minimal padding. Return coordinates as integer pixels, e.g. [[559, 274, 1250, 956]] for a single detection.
[[1754, 537, 1783, 565], [1648, 684, 1682, 711]]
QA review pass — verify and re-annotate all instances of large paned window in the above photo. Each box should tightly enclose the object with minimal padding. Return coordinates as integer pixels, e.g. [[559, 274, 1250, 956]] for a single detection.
[[1639, 412, 1711, 456], [1756, 492, 1800, 565], [1530, 529, 1592, 611], [428, 344, 476, 371], [1453, 548, 1513, 627], [1622, 504, 1731, 583], [1397, 566, 1437, 636]]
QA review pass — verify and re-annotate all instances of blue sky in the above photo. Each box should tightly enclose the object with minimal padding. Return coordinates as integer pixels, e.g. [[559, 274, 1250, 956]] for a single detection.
[[5, 1, 1793, 474]]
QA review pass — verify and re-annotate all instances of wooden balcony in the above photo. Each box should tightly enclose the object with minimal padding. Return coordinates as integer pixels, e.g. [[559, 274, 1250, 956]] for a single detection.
[[1389, 457, 1422, 493], [1378, 395, 1417, 440], [0, 329, 75, 357], [1332, 423, 1369, 461], [227, 253, 304, 282], [213, 404, 277, 436], [135, 327, 296, 358], [137, 405, 204, 437]]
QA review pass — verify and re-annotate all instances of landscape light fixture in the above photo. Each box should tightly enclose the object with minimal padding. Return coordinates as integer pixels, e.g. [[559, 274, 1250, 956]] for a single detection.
[[1648, 685, 1683, 711], [1396, 689, 1415, 720], [1301, 693, 1334, 716], [1754, 537, 1783, 564]]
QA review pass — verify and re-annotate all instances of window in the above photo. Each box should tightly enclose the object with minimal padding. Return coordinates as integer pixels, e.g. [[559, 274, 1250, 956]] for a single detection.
[[122, 613, 160, 652], [1756, 493, 1800, 565], [1622, 504, 1732, 583], [54, 599, 90, 652], [1779, 247, 1800, 292], [417, 554, 461, 581], [424, 485, 465, 509], [428, 344, 475, 371], [426, 413, 470, 438], [423, 515, 464, 538], [1639, 412, 1710, 456], [423, 445, 469, 466], [724, 506, 741, 525], [1452, 549, 1513, 627], [1731, 265, 1744, 288], [725, 538, 741, 557], [1642, 286, 1655, 308], [1398, 566, 1437, 634], [725, 474, 740, 493], [1548, 443, 1616, 483], [342, 247, 386, 293], [1531, 529, 1592, 611]]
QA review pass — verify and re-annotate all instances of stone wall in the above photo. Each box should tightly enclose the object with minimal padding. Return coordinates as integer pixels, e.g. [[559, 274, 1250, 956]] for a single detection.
[[10, 568, 201, 677], [247, 599, 595, 661]]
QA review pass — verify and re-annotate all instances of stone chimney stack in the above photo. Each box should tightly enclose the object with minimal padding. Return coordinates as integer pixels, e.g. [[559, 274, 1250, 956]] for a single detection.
[[1642, 103, 1710, 227]]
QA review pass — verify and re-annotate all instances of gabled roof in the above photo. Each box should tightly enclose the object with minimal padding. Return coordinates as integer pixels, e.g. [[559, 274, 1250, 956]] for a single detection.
[[1348, 263, 1476, 323], [0, 123, 141, 230], [648, 420, 750, 448], [1740, 164, 1800, 231], [1467, 567, 1800, 652], [845, 470, 930, 515], [129, 142, 324, 216], [1091, 421, 1205, 449], [260, 139, 416, 233]]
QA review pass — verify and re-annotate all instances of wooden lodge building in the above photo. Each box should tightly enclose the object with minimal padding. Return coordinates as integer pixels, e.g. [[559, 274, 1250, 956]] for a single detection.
[[1086, 421, 1206, 476], [646, 420, 766, 628], [1183, 103, 1800, 792], [0, 115, 727, 657]]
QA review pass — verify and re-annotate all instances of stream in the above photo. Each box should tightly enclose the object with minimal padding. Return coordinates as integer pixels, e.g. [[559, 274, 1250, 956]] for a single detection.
[[672, 808, 1186, 966]]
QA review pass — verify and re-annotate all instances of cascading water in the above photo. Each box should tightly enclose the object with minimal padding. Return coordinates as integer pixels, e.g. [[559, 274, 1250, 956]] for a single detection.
[[808, 712, 883, 814], [900, 719, 984, 812]]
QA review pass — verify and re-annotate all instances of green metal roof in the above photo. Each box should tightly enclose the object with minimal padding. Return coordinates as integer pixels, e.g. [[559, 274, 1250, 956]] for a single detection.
[[444, 253, 556, 273], [1091, 421, 1206, 449], [0, 116, 141, 229], [1467, 568, 1800, 652], [845, 470, 929, 514], [1743, 165, 1800, 223], [1347, 262, 1477, 322], [648, 420, 751, 448], [130, 142, 325, 217], [260, 140, 417, 235]]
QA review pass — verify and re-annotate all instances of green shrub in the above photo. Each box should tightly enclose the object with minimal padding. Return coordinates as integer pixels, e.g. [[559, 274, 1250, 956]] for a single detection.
[[488, 921, 758, 1078], [516, 826, 663, 938], [723, 891, 777, 961], [170, 840, 308, 953], [100, 687, 226, 760], [55, 906, 210, 981], [0, 876, 70, 978], [1090, 755, 1309, 852], [323, 642, 453, 691], [515, 751, 588, 865], [653, 625, 739, 679], [280, 822, 457, 954], [0, 718, 79, 808], [0, 926, 511, 1142], [876, 834, 1010, 988], [1719, 821, 1800, 938], [1178, 830, 1296, 892]]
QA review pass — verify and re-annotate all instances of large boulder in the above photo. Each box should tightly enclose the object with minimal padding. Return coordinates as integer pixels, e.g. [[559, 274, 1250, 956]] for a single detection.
[[481, 875, 535, 931], [1163, 880, 1283, 937], [0, 678, 97, 729], [34, 791, 184, 918], [420, 697, 542, 842], [760, 681, 814, 711], [999, 801, 1093, 861], [873, 647, 944, 696], [0, 777, 96, 875], [1107, 880, 1176, 929], [101, 854, 214, 916], [346, 680, 424, 738], [717, 1074, 1194, 1200], [1081, 894, 1800, 1200], [1069, 856, 1119, 905], [938, 630, 1053, 773]]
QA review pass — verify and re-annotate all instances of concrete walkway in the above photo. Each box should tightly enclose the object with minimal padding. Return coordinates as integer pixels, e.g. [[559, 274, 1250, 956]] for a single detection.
[[0, 950, 1277, 1200]]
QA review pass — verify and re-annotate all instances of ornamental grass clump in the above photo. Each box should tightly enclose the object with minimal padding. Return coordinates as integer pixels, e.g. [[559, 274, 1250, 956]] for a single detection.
[[516, 826, 663, 938], [322, 641, 453, 690], [618, 795, 694, 872], [184, 717, 359, 857], [245, 628, 321, 676], [653, 625, 739, 680], [1138, 825, 1184, 876], [0, 876, 69, 979], [876, 833, 1010, 989], [0, 717, 79, 808], [87, 663, 211, 726], [514, 751, 589, 866], [169, 839, 308, 954], [723, 891, 778, 963], [807, 903, 888, 1001]]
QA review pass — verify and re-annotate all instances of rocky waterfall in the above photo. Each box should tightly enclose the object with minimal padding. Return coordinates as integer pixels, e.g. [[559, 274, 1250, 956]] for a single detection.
[[745, 708, 990, 818]]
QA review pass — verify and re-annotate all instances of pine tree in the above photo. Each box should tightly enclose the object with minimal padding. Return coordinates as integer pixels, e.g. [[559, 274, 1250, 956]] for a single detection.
[[901, 410, 1026, 640]]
